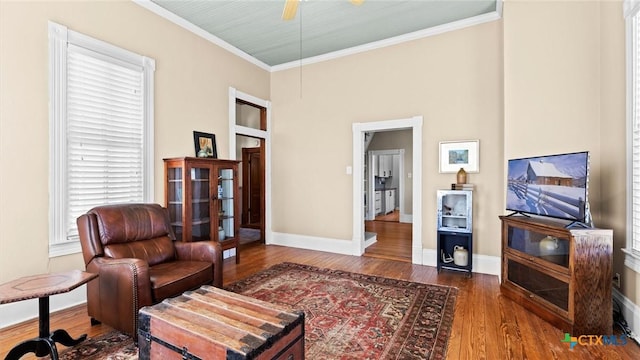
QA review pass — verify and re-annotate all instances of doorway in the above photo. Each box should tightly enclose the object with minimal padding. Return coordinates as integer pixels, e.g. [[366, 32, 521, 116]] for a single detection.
[[352, 116, 423, 264], [364, 138, 410, 261], [365, 148, 406, 222], [241, 146, 263, 229], [229, 88, 270, 245]]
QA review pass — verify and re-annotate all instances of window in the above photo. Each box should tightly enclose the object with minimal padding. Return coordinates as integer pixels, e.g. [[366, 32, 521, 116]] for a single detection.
[[48, 22, 155, 256], [625, 0, 640, 271]]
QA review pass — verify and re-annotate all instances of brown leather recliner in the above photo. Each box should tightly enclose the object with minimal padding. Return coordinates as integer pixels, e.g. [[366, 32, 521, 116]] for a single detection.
[[76, 203, 223, 336]]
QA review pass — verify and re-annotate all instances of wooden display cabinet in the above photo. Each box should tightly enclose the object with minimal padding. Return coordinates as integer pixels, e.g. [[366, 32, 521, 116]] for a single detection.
[[499, 215, 613, 335], [164, 157, 241, 263]]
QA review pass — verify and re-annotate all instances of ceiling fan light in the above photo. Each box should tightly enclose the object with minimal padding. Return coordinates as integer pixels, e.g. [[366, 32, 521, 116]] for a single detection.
[[282, 0, 299, 21], [350, 0, 365, 5]]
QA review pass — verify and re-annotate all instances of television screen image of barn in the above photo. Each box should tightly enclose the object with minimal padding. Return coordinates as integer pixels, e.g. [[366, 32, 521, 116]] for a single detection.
[[506, 152, 589, 222]]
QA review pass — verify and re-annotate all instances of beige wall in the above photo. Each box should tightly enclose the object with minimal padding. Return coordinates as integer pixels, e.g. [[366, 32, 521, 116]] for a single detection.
[[0, 0, 269, 283], [270, 20, 504, 256], [504, 0, 637, 306]]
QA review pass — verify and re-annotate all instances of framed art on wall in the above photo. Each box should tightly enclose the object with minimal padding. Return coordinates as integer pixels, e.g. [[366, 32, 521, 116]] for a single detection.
[[439, 140, 479, 173], [193, 131, 217, 158]]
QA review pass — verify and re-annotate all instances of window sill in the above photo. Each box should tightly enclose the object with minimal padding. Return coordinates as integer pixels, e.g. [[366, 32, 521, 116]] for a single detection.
[[622, 248, 640, 274], [49, 242, 82, 258]]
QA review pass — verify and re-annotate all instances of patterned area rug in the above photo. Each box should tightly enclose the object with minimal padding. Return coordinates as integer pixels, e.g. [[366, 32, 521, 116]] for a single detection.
[[226, 262, 458, 360], [56, 262, 457, 359], [57, 331, 136, 359]]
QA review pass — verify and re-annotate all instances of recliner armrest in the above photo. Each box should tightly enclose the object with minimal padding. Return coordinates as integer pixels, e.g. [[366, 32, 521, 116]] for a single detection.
[[86, 257, 152, 336], [174, 241, 223, 287], [88, 257, 153, 305]]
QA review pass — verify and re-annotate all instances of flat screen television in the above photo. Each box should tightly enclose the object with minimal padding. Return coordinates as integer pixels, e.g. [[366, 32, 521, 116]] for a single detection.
[[506, 151, 590, 224]]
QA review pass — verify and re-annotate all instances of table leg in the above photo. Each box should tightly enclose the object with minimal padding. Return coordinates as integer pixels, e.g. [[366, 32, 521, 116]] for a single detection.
[[3, 296, 87, 360], [4, 338, 58, 360], [4, 297, 59, 360], [35, 296, 51, 356], [50, 328, 87, 346]]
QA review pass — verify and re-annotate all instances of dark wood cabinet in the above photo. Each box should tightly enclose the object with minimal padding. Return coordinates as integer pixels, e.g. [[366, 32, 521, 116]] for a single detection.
[[500, 215, 613, 335], [164, 157, 241, 263]]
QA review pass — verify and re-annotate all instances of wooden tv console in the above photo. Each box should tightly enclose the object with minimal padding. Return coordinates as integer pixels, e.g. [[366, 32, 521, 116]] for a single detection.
[[499, 215, 613, 335]]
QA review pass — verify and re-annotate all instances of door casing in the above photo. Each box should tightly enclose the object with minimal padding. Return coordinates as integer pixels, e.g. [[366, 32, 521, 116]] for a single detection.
[[352, 116, 423, 264], [228, 88, 271, 244]]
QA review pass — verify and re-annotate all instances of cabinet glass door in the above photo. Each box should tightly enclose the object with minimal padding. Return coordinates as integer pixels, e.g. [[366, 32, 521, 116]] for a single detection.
[[167, 166, 184, 241], [217, 167, 235, 242], [190, 166, 212, 241], [506, 257, 569, 312], [507, 225, 570, 268], [437, 190, 472, 233]]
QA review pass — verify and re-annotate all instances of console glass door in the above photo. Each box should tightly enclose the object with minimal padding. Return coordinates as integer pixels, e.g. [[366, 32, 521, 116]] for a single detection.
[[507, 225, 570, 268]]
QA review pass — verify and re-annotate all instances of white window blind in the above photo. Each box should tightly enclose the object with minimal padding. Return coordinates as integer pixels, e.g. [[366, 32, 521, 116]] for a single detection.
[[65, 48, 145, 241], [49, 22, 154, 256], [633, 11, 640, 252]]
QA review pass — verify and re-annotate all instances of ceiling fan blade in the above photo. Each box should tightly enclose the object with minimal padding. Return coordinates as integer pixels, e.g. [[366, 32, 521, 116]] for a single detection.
[[282, 0, 299, 21]]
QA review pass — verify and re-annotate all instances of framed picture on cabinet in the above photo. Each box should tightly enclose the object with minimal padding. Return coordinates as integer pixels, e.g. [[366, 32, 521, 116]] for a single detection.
[[439, 140, 479, 173], [193, 131, 217, 158]]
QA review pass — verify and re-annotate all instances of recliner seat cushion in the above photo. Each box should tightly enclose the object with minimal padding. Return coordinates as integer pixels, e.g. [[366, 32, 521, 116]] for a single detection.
[[149, 261, 213, 301]]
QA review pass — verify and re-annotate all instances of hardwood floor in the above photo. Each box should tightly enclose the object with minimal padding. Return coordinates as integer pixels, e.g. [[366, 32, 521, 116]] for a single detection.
[[364, 215, 412, 262], [1, 243, 639, 359], [374, 209, 400, 222]]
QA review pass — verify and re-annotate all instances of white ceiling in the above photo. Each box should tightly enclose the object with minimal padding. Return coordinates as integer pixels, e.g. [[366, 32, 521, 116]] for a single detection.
[[146, 0, 500, 69]]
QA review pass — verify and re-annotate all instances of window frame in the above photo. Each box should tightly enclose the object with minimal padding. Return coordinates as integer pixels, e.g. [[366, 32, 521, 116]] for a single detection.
[[624, 0, 640, 273], [48, 21, 155, 257]]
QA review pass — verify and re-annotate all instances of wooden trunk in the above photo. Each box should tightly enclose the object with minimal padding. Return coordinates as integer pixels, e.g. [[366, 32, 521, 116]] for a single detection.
[[138, 286, 304, 360]]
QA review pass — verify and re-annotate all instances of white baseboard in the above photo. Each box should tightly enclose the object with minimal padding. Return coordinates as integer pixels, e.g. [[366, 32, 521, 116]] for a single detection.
[[223, 248, 237, 259], [422, 248, 439, 267], [0, 285, 88, 330], [270, 234, 501, 276], [270, 232, 353, 255], [421, 248, 501, 276], [613, 288, 640, 342], [364, 234, 377, 248], [474, 253, 502, 276]]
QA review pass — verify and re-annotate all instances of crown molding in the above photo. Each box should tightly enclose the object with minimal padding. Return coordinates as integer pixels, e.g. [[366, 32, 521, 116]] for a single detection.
[[132, 0, 272, 71], [271, 9, 503, 72]]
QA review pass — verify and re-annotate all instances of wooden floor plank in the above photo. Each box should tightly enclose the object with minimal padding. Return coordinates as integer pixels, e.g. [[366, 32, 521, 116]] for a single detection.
[[498, 293, 527, 359], [467, 276, 489, 359], [483, 274, 504, 360], [374, 210, 400, 222], [364, 219, 412, 262], [444, 275, 465, 359], [535, 314, 571, 360], [513, 299, 549, 359]]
